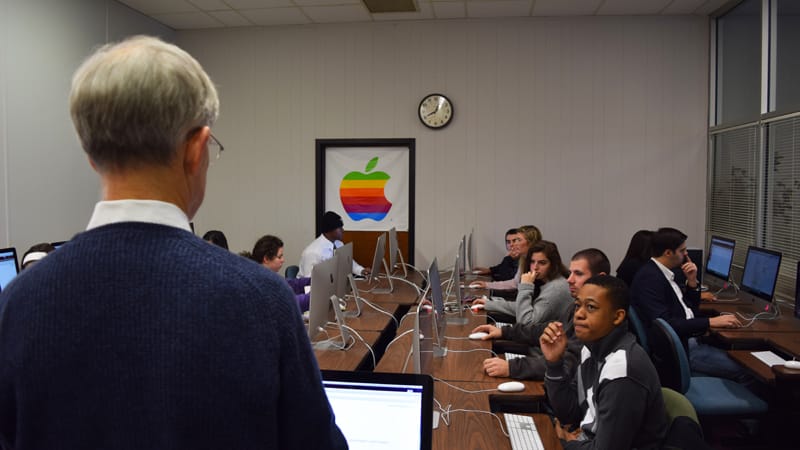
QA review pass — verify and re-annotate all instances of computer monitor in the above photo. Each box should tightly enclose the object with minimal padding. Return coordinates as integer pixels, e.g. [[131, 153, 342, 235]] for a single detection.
[[705, 236, 735, 287], [368, 233, 393, 294], [0, 247, 19, 292], [50, 241, 67, 249], [457, 235, 466, 274], [739, 246, 782, 303], [334, 243, 353, 301], [307, 256, 338, 342], [387, 227, 408, 278], [446, 253, 468, 326], [795, 261, 800, 319], [466, 230, 474, 273], [320, 369, 433, 450], [411, 297, 434, 375], [426, 258, 447, 356]]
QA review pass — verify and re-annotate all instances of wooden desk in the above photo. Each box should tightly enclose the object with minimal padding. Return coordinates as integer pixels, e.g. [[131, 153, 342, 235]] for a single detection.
[[341, 300, 400, 332], [355, 271, 425, 306], [432, 380, 560, 450], [768, 333, 800, 357], [313, 329, 381, 371]]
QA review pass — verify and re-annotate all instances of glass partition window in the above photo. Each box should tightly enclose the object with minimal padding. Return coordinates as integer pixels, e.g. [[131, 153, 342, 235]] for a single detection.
[[715, 0, 761, 125], [775, 0, 800, 112]]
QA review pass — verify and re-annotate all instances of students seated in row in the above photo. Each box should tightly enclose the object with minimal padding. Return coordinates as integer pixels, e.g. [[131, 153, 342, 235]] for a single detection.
[[541, 275, 667, 449], [630, 227, 750, 384], [202, 229, 228, 250], [470, 224, 541, 291], [21, 243, 56, 270], [472, 249, 609, 380], [615, 229, 652, 287], [472, 240, 570, 324], [472, 228, 520, 281], [243, 235, 311, 313], [298, 211, 370, 278]]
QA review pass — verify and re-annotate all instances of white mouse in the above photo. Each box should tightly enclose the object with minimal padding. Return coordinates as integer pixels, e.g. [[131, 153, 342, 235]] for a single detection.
[[784, 360, 800, 370], [497, 381, 525, 393], [468, 283, 482, 289], [471, 303, 485, 311], [468, 332, 488, 340]]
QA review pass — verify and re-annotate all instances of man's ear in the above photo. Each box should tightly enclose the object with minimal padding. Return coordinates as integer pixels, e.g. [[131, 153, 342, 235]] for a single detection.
[[184, 127, 209, 176], [613, 309, 626, 327]]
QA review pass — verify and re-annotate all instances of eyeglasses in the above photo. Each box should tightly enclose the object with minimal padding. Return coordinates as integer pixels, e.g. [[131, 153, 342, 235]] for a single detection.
[[208, 133, 224, 160]]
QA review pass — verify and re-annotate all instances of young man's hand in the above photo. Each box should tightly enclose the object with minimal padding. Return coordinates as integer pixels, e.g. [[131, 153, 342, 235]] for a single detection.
[[539, 321, 567, 363], [471, 324, 501, 340], [482, 357, 510, 377]]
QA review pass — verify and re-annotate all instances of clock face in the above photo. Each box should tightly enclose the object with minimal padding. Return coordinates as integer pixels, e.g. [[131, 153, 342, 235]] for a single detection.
[[418, 94, 453, 129]]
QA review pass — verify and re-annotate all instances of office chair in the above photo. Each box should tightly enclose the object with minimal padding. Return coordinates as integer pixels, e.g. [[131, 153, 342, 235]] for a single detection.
[[661, 388, 710, 450], [627, 306, 650, 354], [285, 265, 299, 279], [650, 319, 767, 417]]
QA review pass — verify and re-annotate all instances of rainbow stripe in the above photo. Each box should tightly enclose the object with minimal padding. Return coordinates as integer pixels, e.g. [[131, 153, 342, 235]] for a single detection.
[[340, 176, 392, 221]]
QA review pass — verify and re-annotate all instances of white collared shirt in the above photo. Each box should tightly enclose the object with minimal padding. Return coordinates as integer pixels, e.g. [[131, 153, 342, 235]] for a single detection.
[[87, 200, 192, 232], [652, 257, 694, 319]]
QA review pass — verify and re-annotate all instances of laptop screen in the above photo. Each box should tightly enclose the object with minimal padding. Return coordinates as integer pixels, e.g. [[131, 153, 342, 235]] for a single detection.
[[321, 370, 433, 450], [0, 248, 19, 292]]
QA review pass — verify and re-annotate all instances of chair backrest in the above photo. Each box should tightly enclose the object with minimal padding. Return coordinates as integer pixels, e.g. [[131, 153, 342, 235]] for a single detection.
[[285, 265, 300, 279], [627, 306, 650, 354], [661, 387, 699, 425], [651, 319, 691, 394]]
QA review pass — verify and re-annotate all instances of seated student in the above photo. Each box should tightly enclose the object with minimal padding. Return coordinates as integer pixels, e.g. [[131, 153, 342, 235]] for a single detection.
[[469, 225, 541, 291], [630, 227, 747, 384], [540, 275, 667, 449], [298, 211, 369, 278], [202, 230, 228, 250], [21, 243, 56, 270], [243, 235, 311, 313], [472, 228, 520, 281], [472, 249, 610, 380], [616, 229, 652, 287], [472, 240, 570, 325]]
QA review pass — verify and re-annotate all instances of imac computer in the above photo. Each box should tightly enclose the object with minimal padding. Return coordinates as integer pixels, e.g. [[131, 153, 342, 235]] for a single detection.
[[411, 295, 435, 375], [457, 235, 466, 275], [738, 246, 782, 304], [334, 243, 360, 318], [308, 256, 351, 350], [467, 230, 475, 273], [446, 253, 468, 326], [427, 258, 448, 357], [388, 227, 408, 278], [0, 248, 19, 292], [367, 233, 393, 294], [704, 236, 735, 291]]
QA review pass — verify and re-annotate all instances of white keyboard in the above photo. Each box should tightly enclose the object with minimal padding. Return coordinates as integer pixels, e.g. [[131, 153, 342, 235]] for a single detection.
[[505, 352, 525, 360], [504, 413, 544, 450]]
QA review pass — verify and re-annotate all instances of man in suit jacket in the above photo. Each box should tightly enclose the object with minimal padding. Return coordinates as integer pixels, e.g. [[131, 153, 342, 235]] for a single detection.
[[630, 227, 750, 384]]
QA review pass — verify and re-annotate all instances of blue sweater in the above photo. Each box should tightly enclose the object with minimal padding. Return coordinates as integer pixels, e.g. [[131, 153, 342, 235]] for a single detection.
[[0, 222, 347, 450]]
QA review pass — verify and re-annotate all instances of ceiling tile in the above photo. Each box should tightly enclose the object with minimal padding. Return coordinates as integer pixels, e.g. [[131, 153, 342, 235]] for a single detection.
[[597, 0, 672, 15], [208, 10, 255, 26], [187, 0, 229, 11], [302, 5, 372, 23], [532, 0, 602, 16], [467, 0, 532, 18], [240, 7, 312, 25], [373, 1, 435, 20], [153, 12, 225, 29], [432, 2, 466, 19], [294, 0, 362, 6], [118, 0, 196, 15], [695, 0, 734, 16], [661, 0, 709, 15], [225, 0, 294, 8]]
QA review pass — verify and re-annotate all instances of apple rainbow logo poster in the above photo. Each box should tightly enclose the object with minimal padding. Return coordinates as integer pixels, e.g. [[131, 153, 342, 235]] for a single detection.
[[339, 156, 392, 221]]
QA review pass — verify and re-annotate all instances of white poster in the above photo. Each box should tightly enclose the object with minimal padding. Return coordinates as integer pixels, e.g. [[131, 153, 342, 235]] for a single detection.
[[325, 147, 409, 231]]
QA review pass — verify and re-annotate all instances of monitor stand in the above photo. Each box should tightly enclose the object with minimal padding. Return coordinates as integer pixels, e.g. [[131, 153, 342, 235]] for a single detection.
[[313, 295, 352, 351]]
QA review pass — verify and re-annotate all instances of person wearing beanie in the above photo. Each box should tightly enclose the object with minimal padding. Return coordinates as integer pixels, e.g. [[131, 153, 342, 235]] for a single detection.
[[21, 243, 56, 270], [298, 211, 370, 278]]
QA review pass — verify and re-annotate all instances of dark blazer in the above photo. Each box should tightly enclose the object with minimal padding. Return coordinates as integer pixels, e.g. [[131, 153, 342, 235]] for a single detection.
[[629, 260, 708, 347]]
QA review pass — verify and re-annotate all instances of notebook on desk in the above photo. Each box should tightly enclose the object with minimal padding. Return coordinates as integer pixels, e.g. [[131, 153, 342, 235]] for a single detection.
[[321, 370, 433, 450]]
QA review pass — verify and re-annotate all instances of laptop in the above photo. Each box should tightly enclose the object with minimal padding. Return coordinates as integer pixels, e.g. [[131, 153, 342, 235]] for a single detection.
[[321, 370, 433, 450], [0, 247, 20, 292]]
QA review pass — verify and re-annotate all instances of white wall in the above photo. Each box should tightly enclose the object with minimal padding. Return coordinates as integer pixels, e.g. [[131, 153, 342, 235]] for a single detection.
[[0, 0, 173, 252], [179, 16, 710, 270]]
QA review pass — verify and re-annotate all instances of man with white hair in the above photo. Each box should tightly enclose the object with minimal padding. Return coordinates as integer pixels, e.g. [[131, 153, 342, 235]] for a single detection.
[[0, 36, 346, 449]]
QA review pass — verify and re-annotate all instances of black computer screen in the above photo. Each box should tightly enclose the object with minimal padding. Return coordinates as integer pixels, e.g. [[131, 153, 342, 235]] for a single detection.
[[705, 236, 735, 282], [740, 246, 782, 302]]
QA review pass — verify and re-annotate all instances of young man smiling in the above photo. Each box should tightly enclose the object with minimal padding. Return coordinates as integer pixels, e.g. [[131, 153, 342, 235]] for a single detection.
[[540, 275, 666, 449]]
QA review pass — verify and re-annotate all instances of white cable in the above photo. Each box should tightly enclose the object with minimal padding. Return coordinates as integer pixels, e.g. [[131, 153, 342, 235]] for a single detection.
[[446, 348, 498, 357], [359, 297, 399, 327], [433, 377, 499, 394], [385, 328, 415, 352], [433, 399, 509, 437], [341, 324, 376, 368]]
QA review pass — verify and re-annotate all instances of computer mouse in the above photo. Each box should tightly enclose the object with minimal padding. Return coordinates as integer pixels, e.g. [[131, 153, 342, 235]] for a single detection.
[[784, 360, 800, 370], [472, 270, 482, 275], [468, 332, 488, 340], [471, 303, 485, 311], [497, 381, 525, 393], [421, 304, 433, 311], [468, 283, 482, 289]]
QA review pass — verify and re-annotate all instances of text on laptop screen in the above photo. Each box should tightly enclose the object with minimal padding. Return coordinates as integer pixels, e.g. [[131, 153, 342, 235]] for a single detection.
[[0, 250, 19, 291], [705, 237, 735, 281], [323, 379, 424, 450], [740, 246, 782, 301]]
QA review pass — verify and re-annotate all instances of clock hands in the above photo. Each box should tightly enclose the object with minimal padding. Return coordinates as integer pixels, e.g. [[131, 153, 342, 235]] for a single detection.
[[425, 102, 441, 118]]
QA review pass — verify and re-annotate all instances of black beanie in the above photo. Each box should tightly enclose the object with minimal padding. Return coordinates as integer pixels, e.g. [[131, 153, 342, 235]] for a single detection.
[[321, 211, 344, 233]]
